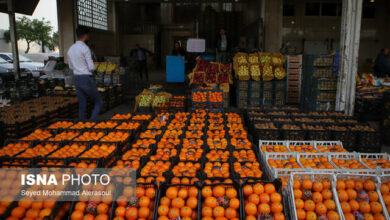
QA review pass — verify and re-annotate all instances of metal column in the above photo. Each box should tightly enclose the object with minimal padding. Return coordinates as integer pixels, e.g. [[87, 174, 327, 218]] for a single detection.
[[336, 0, 363, 116], [7, 0, 20, 80]]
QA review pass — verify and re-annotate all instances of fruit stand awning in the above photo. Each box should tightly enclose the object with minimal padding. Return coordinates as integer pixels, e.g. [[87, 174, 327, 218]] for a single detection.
[[0, 0, 39, 15]]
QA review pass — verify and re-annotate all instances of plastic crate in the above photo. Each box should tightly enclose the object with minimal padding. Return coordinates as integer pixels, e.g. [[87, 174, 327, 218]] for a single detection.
[[314, 90, 336, 102], [301, 123, 331, 141], [312, 68, 334, 77], [328, 153, 371, 170], [274, 80, 287, 91], [237, 80, 250, 90], [304, 54, 334, 67], [314, 141, 346, 153], [262, 81, 274, 91], [248, 98, 261, 107], [314, 77, 337, 91], [298, 153, 338, 170], [261, 152, 305, 180], [359, 153, 390, 170], [335, 173, 390, 220], [249, 80, 262, 92], [288, 173, 342, 220]]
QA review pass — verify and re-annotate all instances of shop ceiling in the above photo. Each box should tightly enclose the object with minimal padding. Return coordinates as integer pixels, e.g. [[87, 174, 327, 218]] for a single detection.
[[109, 0, 249, 2], [0, 0, 39, 15]]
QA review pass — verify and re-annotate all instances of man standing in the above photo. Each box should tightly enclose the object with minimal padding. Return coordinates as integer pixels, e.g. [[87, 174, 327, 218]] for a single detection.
[[374, 48, 390, 77], [216, 28, 229, 63], [131, 44, 153, 81], [67, 27, 102, 120]]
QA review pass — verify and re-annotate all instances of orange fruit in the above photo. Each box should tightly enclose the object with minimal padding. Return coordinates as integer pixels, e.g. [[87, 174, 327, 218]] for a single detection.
[[11, 207, 26, 218], [245, 203, 257, 216], [364, 180, 376, 191], [70, 210, 83, 220]]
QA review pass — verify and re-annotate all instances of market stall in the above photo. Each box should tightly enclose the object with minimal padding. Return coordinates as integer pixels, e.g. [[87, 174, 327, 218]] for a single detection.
[[0, 106, 387, 220]]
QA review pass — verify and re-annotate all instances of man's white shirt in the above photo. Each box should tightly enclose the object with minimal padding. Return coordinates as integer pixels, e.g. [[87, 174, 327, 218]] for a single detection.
[[67, 41, 95, 76]]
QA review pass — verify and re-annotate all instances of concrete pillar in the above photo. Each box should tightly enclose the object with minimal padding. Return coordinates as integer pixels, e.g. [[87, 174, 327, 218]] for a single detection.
[[160, 3, 173, 65], [57, 0, 76, 61], [336, 0, 363, 115], [263, 0, 283, 52], [8, 0, 20, 80]]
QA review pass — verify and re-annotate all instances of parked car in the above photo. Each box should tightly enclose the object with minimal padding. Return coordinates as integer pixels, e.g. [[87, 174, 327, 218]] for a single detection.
[[0, 57, 33, 82], [0, 53, 44, 77]]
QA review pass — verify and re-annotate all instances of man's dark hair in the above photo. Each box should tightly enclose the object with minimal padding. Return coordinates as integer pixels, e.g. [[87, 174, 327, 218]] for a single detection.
[[76, 26, 90, 39]]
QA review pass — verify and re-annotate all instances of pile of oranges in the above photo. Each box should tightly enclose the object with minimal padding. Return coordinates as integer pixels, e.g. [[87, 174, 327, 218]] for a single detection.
[[230, 138, 252, 150], [186, 130, 204, 139], [70, 185, 116, 220], [201, 184, 240, 219], [48, 121, 73, 129], [140, 130, 162, 139], [157, 186, 198, 219], [113, 160, 141, 169], [171, 177, 199, 185], [70, 122, 96, 129], [293, 177, 340, 220], [260, 144, 289, 152], [268, 156, 302, 169], [140, 161, 171, 177], [233, 162, 263, 178], [151, 148, 178, 161], [8, 200, 70, 220], [243, 182, 285, 220], [171, 162, 201, 177], [206, 137, 228, 150], [336, 178, 386, 220], [0, 142, 30, 156], [47, 130, 80, 141], [204, 162, 230, 178], [132, 139, 156, 148], [111, 185, 156, 220], [232, 150, 256, 162], [206, 150, 230, 162], [299, 156, 335, 169], [192, 91, 207, 102], [94, 121, 118, 129], [21, 129, 52, 141], [132, 114, 152, 120], [121, 148, 151, 160], [74, 131, 104, 141], [18, 143, 59, 157], [48, 143, 87, 158], [316, 144, 347, 153], [79, 144, 116, 158], [331, 158, 368, 169], [112, 113, 132, 120], [209, 91, 223, 103], [289, 144, 318, 153], [179, 148, 203, 161], [182, 138, 203, 149], [100, 131, 130, 142], [361, 157, 390, 169]]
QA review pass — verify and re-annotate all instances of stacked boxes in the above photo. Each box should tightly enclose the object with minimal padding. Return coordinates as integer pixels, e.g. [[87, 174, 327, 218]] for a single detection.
[[301, 55, 337, 111], [236, 80, 249, 108], [286, 55, 302, 104]]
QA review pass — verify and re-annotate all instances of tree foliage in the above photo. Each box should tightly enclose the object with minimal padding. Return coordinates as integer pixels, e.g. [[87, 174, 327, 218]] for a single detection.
[[3, 16, 54, 53]]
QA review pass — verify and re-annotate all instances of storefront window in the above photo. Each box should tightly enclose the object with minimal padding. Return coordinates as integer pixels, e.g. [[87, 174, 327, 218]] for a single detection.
[[77, 0, 108, 30]]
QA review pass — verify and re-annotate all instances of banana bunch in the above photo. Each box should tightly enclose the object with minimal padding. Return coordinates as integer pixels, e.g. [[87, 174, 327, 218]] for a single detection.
[[152, 95, 167, 107], [106, 62, 117, 73], [250, 65, 261, 81], [97, 62, 107, 73], [262, 64, 274, 81], [238, 65, 249, 76], [139, 94, 153, 107], [260, 54, 271, 64], [233, 53, 248, 65], [272, 56, 283, 66], [274, 66, 286, 80], [248, 53, 259, 64]]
